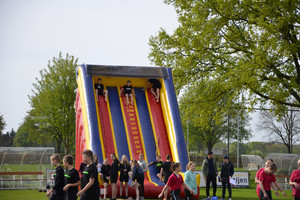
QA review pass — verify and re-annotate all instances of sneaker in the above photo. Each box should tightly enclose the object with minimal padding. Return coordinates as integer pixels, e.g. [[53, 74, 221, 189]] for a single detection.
[[220, 198, 224, 200], [228, 198, 232, 200]]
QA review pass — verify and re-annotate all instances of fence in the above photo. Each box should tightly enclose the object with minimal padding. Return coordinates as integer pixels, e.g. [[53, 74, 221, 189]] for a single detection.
[[0, 147, 54, 189]]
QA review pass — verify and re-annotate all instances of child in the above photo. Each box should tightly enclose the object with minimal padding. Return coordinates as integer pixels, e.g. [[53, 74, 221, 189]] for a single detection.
[[138, 153, 148, 172], [255, 159, 278, 199], [93, 154, 101, 173], [78, 162, 86, 190], [100, 158, 111, 200], [148, 155, 163, 179], [77, 150, 100, 200], [110, 153, 120, 200], [145, 79, 161, 102], [47, 154, 64, 200], [95, 78, 108, 102], [120, 80, 135, 105], [259, 163, 286, 200], [131, 159, 145, 200], [220, 156, 234, 200], [160, 154, 174, 199], [63, 155, 80, 200], [184, 161, 197, 200], [289, 159, 300, 200], [158, 162, 193, 200], [119, 155, 131, 198]]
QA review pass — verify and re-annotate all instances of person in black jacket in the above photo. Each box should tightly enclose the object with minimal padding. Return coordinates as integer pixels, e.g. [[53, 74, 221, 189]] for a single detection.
[[100, 158, 111, 200], [110, 153, 120, 200], [47, 154, 64, 200], [119, 155, 131, 198], [77, 150, 100, 200], [63, 155, 80, 200], [220, 156, 234, 200]]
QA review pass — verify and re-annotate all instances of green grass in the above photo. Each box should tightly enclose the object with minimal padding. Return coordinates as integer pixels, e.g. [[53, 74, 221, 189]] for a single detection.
[[198, 187, 292, 199], [0, 189, 47, 200], [0, 164, 52, 172], [0, 188, 293, 200]]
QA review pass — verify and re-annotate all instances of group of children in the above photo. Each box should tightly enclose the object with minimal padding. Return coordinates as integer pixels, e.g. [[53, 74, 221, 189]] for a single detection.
[[47, 151, 92, 200], [254, 159, 287, 200], [255, 158, 300, 200], [48, 150, 198, 200], [95, 78, 162, 105]]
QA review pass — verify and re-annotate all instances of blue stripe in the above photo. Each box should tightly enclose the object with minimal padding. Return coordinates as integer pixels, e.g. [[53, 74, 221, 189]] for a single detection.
[[80, 64, 103, 162], [107, 87, 130, 160], [164, 68, 189, 171], [135, 88, 164, 186]]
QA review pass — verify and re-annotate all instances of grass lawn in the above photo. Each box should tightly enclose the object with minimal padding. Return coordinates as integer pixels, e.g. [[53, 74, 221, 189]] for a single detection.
[[198, 187, 292, 199], [0, 188, 293, 200], [0, 189, 48, 200]]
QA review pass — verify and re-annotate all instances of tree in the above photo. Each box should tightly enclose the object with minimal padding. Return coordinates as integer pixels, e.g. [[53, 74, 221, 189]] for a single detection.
[[229, 142, 250, 156], [29, 53, 78, 153], [0, 114, 6, 136], [149, 0, 300, 116], [0, 129, 15, 147], [258, 109, 300, 153], [180, 80, 252, 153], [14, 113, 54, 147]]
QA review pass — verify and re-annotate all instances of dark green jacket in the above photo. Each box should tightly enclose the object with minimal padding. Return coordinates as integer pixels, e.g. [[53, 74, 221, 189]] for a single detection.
[[201, 157, 218, 177]]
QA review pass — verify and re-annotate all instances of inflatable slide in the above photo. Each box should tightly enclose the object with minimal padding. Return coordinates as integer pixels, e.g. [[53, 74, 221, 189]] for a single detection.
[[75, 65, 200, 198]]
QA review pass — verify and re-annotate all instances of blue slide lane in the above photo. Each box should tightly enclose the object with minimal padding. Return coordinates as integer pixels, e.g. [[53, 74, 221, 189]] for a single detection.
[[80, 65, 103, 162], [107, 87, 130, 160], [164, 68, 189, 169], [135, 88, 164, 186]]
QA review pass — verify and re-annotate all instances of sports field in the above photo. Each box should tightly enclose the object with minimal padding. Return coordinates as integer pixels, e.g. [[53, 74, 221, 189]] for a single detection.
[[0, 187, 293, 200]]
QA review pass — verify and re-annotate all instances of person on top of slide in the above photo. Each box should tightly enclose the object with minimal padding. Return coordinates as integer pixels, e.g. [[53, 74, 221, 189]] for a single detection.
[[120, 80, 135, 105], [94, 78, 108, 102], [145, 78, 161, 102]]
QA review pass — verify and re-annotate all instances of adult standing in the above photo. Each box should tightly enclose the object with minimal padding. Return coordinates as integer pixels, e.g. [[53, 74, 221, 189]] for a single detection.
[[201, 152, 218, 199], [289, 159, 300, 200], [220, 156, 234, 200]]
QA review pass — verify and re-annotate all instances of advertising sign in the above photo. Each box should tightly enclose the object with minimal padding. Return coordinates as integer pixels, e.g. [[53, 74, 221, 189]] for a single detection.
[[196, 171, 249, 188]]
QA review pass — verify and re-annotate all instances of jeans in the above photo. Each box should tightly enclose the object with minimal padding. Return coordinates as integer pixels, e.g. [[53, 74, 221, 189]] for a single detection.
[[221, 177, 232, 198], [206, 173, 217, 197]]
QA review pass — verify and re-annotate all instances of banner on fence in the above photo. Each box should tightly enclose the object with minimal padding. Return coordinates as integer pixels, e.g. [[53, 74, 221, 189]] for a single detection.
[[196, 171, 249, 188]]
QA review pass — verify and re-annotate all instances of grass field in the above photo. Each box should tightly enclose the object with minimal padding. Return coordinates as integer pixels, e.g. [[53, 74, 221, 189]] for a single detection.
[[0, 188, 293, 200]]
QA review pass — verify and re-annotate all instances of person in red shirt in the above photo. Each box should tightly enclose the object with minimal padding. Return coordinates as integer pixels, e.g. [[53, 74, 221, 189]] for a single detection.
[[158, 162, 193, 200], [289, 159, 300, 200], [259, 163, 286, 200], [255, 159, 279, 199]]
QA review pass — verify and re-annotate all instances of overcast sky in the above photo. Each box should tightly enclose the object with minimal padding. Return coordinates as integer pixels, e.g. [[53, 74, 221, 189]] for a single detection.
[[0, 0, 264, 142]]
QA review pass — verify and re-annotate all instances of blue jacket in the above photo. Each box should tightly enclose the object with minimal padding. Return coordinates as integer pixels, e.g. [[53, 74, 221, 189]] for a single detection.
[[220, 161, 234, 178], [132, 166, 144, 181]]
